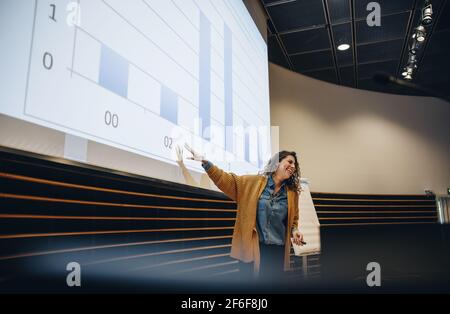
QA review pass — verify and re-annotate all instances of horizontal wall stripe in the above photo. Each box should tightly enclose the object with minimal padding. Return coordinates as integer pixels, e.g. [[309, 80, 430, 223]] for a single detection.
[[315, 204, 435, 208], [0, 205, 236, 219], [0, 172, 235, 204], [312, 192, 435, 197], [313, 197, 435, 202], [128, 253, 231, 272], [313, 201, 435, 206], [0, 214, 236, 221], [318, 215, 436, 221], [319, 216, 437, 220], [173, 260, 238, 275], [0, 226, 234, 239], [85, 244, 232, 265], [0, 193, 236, 212], [316, 210, 436, 214], [0, 235, 233, 261], [320, 221, 437, 227], [0, 220, 235, 236], [205, 268, 239, 278]]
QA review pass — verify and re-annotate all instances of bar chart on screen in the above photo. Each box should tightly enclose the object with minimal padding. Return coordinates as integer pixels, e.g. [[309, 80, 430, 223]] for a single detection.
[[2, 0, 271, 173]]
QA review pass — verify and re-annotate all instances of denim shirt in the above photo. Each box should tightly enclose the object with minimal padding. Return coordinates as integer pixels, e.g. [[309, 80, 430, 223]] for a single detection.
[[202, 160, 213, 171], [202, 161, 288, 245], [257, 175, 288, 246]]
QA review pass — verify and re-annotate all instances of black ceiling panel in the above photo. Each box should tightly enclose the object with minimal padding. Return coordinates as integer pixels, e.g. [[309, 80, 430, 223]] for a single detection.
[[357, 78, 386, 93], [435, 0, 450, 31], [267, 0, 326, 32], [357, 39, 403, 63], [421, 51, 450, 71], [339, 65, 355, 87], [304, 68, 338, 84], [281, 27, 330, 54], [268, 35, 290, 68], [356, 12, 410, 44], [327, 0, 351, 24], [418, 67, 450, 95], [267, 18, 276, 35], [358, 60, 399, 80], [291, 50, 334, 71], [426, 29, 450, 55], [261, 0, 450, 99], [358, 77, 424, 96], [354, 0, 414, 20], [332, 22, 352, 46], [336, 47, 354, 66], [414, 0, 445, 9], [332, 22, 353, 66]]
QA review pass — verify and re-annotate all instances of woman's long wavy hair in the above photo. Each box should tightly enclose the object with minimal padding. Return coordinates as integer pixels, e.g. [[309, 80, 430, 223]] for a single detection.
[[260, 151, 301, 193]]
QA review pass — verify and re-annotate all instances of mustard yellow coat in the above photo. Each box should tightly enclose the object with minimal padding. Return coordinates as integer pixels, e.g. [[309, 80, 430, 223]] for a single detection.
[[205, 164, 300, 274]]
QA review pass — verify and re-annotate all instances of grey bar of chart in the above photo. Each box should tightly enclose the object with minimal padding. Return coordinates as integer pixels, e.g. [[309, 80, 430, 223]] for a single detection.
[[244, 121, 250, 163], [224, 23, 233, 153], [199, 12, 211, 141], [160, 85, 178, 124], [99, 44, 129, 98]]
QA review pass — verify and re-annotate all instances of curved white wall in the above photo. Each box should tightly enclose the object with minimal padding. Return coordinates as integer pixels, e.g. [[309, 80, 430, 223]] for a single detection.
[[269, 63, 450, 194]]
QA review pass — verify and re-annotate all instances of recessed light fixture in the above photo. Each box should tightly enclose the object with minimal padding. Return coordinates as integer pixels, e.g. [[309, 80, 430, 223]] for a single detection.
[[415, 25, 426, 42], [337, 44, 350, 51], [398, 1, 432, 81], [422, 1, 433, 25]]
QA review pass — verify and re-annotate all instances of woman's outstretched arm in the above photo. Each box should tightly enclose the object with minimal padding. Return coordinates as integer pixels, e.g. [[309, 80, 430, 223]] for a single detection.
[[185, 144, 238, 201]]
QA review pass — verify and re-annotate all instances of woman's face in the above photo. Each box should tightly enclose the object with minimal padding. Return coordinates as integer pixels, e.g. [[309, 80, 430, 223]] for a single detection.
[[275, 155, 296, 181]]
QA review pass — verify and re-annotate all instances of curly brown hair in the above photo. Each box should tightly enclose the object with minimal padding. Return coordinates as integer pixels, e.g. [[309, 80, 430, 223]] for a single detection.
[[260, 151, 301, 193]]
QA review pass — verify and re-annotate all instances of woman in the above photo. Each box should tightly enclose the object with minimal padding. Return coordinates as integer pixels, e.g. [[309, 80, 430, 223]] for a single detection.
[[184, 145, 305, 281]]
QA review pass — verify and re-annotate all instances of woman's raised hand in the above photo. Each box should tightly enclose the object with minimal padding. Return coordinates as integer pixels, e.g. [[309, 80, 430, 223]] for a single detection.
[[184, 143, 204, 162]]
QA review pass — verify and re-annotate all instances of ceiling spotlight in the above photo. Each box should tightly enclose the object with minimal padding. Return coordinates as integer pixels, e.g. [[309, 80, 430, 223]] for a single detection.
[[422, 2, 433, 25], [399, 2, 431, 83], [415, 26, 426, 42], [337, 44, 350, 51], [409, 40, 420, 54], [404, 67, 414, 80], [402, 63, 416, 80]]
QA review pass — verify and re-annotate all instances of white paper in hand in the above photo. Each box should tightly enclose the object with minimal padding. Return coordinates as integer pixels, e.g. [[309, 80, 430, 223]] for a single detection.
[[291, 238, 304, 256]]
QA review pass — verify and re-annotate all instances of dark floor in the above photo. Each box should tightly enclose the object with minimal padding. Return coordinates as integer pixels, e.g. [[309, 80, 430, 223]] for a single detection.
[[1, 224, 449, 294]]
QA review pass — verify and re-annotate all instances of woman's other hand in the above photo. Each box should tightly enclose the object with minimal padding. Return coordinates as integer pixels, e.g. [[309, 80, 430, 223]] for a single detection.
[[292, 230, 305, 246]]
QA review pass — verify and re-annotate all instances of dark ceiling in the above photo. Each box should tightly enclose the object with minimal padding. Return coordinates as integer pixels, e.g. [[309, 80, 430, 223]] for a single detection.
[[261, 0, 450, 99]]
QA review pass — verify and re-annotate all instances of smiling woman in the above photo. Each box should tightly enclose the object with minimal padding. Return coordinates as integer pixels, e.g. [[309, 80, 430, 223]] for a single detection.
[[182, 146, 305, 282], [260, 151, 301, 195]]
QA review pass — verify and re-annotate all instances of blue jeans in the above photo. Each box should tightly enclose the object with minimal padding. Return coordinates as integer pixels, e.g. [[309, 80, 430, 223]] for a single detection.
[[237, 243, 285, 282]]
